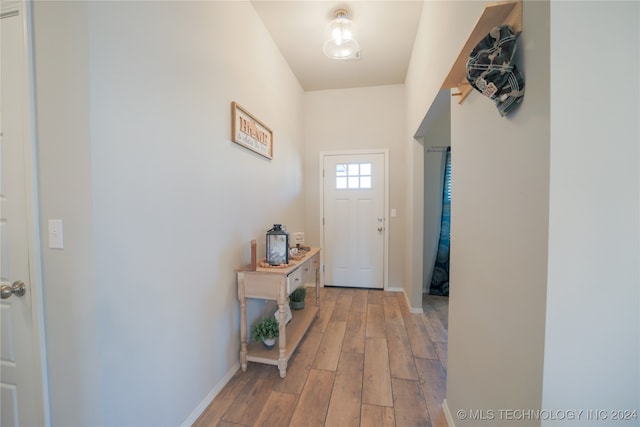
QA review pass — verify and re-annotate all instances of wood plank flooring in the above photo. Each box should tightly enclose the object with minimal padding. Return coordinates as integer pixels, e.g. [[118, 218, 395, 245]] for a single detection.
[[193, 288, 448, 427]]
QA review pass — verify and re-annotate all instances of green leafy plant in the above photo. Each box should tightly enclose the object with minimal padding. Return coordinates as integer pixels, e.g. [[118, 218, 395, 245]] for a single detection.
[[289, 286, 307, 303], [251, 317, 279, 343]]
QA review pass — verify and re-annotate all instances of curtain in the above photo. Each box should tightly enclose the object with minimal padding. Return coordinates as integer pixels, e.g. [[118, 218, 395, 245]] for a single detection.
[[429, 147, 451, 296]]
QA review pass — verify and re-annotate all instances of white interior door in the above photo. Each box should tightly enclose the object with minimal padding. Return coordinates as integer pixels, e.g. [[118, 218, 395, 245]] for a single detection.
[[1, 4, 46, 426], [322, 152, 386, 289]]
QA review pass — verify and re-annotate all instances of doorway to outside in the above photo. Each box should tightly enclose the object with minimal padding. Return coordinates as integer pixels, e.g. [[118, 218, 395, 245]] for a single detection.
[[321, 150, 388, 289]]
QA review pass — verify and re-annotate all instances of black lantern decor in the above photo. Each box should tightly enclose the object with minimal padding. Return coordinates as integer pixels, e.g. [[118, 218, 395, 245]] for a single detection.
[[266, 224, 289, 266]]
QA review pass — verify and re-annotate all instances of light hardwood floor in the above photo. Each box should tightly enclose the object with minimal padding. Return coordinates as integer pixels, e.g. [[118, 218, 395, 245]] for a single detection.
[[193, 287, 449, 427]]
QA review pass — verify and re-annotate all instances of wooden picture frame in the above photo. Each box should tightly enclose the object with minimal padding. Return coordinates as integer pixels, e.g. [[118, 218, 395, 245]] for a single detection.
[[231, 102, 273, 159]]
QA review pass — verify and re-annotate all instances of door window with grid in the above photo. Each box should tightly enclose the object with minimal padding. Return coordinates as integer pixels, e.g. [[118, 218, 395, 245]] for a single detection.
[[335, 162, 372, 190]]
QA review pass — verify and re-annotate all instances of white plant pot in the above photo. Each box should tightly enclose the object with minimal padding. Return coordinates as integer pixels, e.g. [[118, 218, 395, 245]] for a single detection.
[[263, 337, 276, 350]]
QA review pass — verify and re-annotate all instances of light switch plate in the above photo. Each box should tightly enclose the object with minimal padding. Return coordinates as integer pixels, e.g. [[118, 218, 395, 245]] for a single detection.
[[48, 219, 63, 249]]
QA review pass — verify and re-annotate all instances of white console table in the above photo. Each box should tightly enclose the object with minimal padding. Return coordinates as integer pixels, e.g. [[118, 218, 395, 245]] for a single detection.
[[236, 247, 320, 378]]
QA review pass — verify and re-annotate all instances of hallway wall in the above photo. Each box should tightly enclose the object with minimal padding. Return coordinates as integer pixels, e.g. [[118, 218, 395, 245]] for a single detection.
[[404, 1, 485, 312], [446, 2, 550, 424], [408, 1, 639, 426], [32, 1, 305, 425], [543, 2, 640, 423], [406, 1, 550, 425], [302, 85, 406, 290]]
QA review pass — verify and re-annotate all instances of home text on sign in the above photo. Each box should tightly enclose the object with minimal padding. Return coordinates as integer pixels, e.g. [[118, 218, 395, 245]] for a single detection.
[[239, 116, 270, 144]]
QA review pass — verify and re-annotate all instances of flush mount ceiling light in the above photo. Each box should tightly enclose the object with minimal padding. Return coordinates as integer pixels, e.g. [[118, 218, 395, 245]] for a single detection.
[[323, 8, 360, 60]]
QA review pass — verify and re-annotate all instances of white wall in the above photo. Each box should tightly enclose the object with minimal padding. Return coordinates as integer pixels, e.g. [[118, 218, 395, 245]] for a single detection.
[[543, 2, 640, 424], [446, 1, 550, 424], [407, 136, 425, 307], [33, 1, 304, 425], [404, 1, 485, 310], [409, 1, 639, 425], [405, 1, 484, 135], [302, 85, 406, 290], [32, 3, 102, 425], [405, 0, 551, 424]]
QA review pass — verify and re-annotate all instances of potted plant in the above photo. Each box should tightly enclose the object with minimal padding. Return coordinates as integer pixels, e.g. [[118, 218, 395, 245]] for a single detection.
[[252, 317, 279, 350], [289, 286, 307, 310]]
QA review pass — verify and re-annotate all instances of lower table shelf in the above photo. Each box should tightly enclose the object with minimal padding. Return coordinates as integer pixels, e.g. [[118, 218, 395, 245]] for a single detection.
[[245, 304, 318, 366]]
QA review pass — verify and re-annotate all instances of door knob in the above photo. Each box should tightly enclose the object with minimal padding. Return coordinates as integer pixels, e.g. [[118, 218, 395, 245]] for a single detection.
[[377, 226, 383, 232], [1, 281, 26, 299]]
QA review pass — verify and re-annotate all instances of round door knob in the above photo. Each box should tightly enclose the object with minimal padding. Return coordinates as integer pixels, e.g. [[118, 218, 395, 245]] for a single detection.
[[377, 226, 383, 232], [1, 281, 26, 299]]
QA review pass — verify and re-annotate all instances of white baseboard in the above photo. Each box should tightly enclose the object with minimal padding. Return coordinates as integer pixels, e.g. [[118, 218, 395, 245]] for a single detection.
[[443, 399, 456, 427], [180, 361, 240, 427], [410, 306, 424, 314], [386, 287, 424, 314]]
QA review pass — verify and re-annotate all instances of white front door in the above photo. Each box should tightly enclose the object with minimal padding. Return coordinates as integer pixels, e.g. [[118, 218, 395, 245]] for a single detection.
[[1, 3, 47, 426], [322, 152, 386, 289]]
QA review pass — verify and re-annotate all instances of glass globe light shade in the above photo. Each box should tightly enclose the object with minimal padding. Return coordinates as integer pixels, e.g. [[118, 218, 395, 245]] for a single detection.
[[323, 10, 360, 59]]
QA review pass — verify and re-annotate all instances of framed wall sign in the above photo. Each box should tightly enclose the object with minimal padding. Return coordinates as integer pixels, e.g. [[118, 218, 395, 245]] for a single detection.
[[231, 102, 273, 159]]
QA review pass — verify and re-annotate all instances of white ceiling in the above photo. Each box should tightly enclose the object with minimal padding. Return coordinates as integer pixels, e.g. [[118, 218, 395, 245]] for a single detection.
[[251, 1, 424, 91]]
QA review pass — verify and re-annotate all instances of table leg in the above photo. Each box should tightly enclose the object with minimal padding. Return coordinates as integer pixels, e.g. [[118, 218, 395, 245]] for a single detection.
[[240, 297, 247, 372], [315, 269, 320, 318], [277, 299, 287, 378], [278, 358, 287, 379]]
